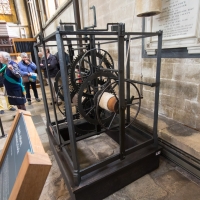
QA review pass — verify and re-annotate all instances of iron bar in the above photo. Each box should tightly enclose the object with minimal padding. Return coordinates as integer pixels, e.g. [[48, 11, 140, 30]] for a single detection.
[[99, 68, 118, 72], [62, 147, 75, 172], [126, 35, 130, 123], [62, 37, 118, 41], [118, 23, 126, 160], [125, 139, 154, 156], [73, 47, 87, 50], [41, 42, 62, 146], [59, 31, 118, 35], [80, 153, 120, 176], [126, 34, 159, 41], [57, 124, 120, 147], [90, 35, 99, 134], [127, 79, 159, 87], [125, 32, 159, 36], [56, 32, 80, 186], [37, 33, 119, 43], [96, 40, 118, 45], [153, 31, 163, 147], [34, 43, 88, 47], [33, 45, 51, 126]]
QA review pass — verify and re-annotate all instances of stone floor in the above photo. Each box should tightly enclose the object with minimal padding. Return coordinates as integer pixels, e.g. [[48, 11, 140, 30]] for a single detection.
[[0, 86, 200, 200]]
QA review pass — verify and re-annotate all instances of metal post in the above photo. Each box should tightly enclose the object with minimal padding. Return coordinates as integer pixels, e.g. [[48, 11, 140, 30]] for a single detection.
[[90, 35, 99, 133], [0, 117, 6, 138], [97, 42, 101, 65], [56, 31, 80, 186], [41, 42, 62, 146], [126, 35, 130, 123], [153, 31, 163, 146], [67, 40, 73, 63], [33, 45, 51, 127], [90, 35, 97, 74], [118, 23, 126, 160]]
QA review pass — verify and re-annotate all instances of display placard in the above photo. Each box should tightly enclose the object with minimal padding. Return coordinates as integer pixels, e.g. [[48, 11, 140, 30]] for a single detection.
[[152, 0, 199, 41], [0, 110, 51, 200], [144, 0, 200, 55]]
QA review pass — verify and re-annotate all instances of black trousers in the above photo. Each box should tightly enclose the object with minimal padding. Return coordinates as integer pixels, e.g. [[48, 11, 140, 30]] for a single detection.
[[24, 81, 38, 102]]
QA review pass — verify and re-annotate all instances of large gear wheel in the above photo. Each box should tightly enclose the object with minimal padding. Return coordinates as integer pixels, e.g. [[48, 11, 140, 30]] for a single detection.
[[54, 70, 76, 102], [69, 50, 114, 92], [54, 70, 80, 119], [96, 80, 141, 130], [77, 72, 117, 125]]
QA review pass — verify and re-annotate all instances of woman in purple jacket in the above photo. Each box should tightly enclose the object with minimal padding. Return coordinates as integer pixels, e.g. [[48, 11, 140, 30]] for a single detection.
[[18, 52, 40, 105]]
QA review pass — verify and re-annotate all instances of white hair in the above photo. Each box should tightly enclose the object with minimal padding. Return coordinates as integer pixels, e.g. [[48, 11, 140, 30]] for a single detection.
[[0, 51, 11, 62], [20, 52, 28, 58]]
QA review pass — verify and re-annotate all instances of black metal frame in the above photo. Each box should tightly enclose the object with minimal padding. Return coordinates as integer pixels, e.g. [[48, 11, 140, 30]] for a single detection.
[[34, 23, 163, 188]]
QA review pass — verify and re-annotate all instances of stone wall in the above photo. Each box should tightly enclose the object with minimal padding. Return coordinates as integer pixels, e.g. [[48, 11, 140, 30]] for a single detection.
[[40, 0, 200, 130]]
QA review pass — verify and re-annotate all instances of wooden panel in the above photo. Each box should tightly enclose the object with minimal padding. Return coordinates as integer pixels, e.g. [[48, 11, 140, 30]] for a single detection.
[[12, 38, 36, 53], [9, 152, 51, 200], [23, 114, 46, 154], [0, 110, 52, 200], [12, 38, 36, 42]]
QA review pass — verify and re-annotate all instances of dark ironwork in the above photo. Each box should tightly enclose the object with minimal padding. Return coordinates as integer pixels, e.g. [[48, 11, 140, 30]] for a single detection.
[[34, 22, 163, 199], [84, 5, 97, 30]]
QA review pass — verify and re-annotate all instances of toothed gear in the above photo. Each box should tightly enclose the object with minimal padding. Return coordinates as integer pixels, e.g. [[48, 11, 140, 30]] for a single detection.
[[54, 70, 80, 119], [77, 72, 117, 125], [96, 80, 141, 130], [54, 70, 75, 102], [69, 50, 114, 92]]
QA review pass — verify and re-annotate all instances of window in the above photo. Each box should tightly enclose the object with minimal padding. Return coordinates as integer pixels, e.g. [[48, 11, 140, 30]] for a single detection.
[[0, 0, 11, 15], [27, 0, 40, 36]]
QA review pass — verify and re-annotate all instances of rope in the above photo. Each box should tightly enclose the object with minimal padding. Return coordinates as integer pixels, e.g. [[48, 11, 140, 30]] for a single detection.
[[0, 93, 48, 101]]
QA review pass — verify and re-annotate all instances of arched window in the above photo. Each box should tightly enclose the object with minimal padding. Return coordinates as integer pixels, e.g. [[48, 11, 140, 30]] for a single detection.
[[0, 0, 11, 15]]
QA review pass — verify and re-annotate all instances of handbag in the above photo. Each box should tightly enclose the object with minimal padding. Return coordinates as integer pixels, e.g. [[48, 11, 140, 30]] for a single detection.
[[22, 75, 29, 83], [29, 72, 37, 82]]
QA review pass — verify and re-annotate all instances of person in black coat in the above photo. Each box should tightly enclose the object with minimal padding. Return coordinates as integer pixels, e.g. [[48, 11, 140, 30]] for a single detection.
[[0, 61, 16, 114], [54, 47, 70, 67], [38, 51, 48, 85], [40, 48, 61, 105]]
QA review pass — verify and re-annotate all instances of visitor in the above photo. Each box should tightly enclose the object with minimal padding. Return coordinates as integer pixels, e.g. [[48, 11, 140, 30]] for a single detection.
[[18, 52, 40, 105], [0, 52, 26, 111], [54, 47, 70, 67], [0, 61, 16, 114], [38, 51, 49, 85], [40, 48, 62, 105]]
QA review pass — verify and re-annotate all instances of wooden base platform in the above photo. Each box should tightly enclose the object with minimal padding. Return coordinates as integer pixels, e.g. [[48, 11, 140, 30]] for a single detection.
[[47, 128, 161, 200]]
